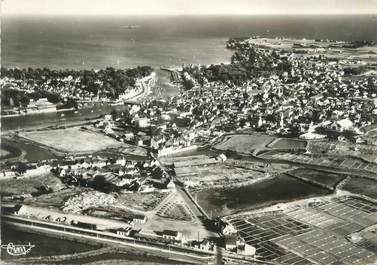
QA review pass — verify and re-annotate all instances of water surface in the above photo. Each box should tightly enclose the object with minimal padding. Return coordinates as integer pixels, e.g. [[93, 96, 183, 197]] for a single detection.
[[196, 174, 331, 217], [1, 226, 98, 260], [3, 15, 376, 70]]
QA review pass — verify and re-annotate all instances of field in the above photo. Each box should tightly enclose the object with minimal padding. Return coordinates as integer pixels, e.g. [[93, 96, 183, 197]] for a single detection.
[[261, 150, 377, 174], [307, 140, 377, 163], [20, 126, 123, 154], [117, 192, 168, 212], [24, 187, 83, 208], [342, 177, 377, 199], [175, 163, 266, 189], [267, 138, 307, 150], [0, 173, 65, 196], [213, 133, 275, 154], [0, 148, 11, 159]]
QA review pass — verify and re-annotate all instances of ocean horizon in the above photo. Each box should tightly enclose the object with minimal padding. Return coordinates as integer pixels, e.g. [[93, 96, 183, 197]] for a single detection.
[[2, 14, 377, 70]]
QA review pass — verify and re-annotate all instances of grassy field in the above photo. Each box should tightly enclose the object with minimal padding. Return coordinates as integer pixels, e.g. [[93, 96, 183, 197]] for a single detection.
[[267, 138, 307, 150], [20, 127, 123, 153], [0, 148, 12, 159], [342, 177, 377, 199], [117, 192, 168, 211], [0, 173, 65, 196], [213, 133, 275, 154], [25, 187, 83, 208]]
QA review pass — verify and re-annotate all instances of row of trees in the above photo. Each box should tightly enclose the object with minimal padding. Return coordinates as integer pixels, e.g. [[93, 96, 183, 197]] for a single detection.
[[81, 66, 153, 98], [1, 88, 31, 108], [2, 86, 64, 108], [1, 66, 152, 83]]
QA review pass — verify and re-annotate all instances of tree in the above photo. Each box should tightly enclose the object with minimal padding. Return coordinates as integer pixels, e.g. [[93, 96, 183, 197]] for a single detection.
[[110, 109, 118, 120], [19, 94, 30, 107], [15, 163, 28, 174], [46, 93, 61, 104], [183, 78, 194, 90]]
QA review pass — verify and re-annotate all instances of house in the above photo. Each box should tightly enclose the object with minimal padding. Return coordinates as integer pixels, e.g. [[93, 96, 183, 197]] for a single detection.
[[116, 227, 131, 237], [238, 243, 256, 256], [300, 132, 326, 140], [104, 114, 112, 121], [136, 118, 150, 128], [199, 239, 214, 251], [225, 234, 237, 251], [237, 237, 256, 256], [124, 132, 135, 142], [137, 139, 144, 146], [222, 223, 237, 235], [336, 118, 354, 131], [0, 171, 17, 179], [132, 215, 147, 225], [34, 98, 57, 110], [191, 239, 214, 251], [217, 153, 227, 163], [160, 230, 183, 241], [167, 180, 176, 190]]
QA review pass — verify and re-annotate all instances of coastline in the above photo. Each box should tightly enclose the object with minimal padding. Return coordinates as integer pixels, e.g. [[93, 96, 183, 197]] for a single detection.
[[1, 107, 76, 118], [0, 71, 156, 162], [2, 72, 156, 119]]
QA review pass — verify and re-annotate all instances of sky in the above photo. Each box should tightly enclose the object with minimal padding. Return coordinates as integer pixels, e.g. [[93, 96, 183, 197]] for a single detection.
[[2, 0, 377, 15]]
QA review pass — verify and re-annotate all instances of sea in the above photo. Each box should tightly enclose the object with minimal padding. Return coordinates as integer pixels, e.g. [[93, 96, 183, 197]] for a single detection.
[[2, 15, 377, 70]]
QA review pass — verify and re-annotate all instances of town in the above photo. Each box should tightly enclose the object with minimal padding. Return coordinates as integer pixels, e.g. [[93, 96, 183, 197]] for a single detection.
[[1, 36, 377, 265]]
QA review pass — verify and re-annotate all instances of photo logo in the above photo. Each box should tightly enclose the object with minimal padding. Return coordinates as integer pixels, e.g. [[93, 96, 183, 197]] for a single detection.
[[1, 242, 35, 256]]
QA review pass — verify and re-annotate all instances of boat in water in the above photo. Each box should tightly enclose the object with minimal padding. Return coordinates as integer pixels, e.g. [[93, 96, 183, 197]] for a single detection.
[[121, 25, 141, 29]]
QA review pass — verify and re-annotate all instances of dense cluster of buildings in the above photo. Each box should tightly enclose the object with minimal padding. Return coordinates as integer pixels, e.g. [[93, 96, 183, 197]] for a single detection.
[[177, 44, 376, 140], [94, 38, 377, 158], [51, 155, 172, 193]]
